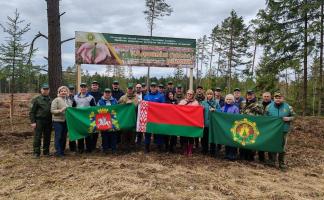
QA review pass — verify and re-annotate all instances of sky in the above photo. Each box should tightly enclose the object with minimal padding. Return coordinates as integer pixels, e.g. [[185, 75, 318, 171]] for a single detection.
[[0, 0, 266, 78]]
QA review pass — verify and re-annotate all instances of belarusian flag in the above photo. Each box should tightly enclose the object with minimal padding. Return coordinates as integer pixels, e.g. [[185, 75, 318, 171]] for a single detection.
[[137, 101, 204, 137], [66, 104, 136, 141], [209, 112, 285, 152]]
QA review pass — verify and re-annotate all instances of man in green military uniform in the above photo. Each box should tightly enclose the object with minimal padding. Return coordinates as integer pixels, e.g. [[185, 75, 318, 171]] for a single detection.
[[265, 92, 295, 171], [29, 84, 52, 158], [175, 84, 184, 101], [239, 90, 263, 161]]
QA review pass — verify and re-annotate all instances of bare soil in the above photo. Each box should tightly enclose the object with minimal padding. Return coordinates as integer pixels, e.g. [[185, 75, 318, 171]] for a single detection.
[[0, 116, 323, 200]]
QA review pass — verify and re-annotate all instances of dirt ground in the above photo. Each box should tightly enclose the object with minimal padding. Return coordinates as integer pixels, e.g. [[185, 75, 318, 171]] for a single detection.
[[0, 116, 323, 200]]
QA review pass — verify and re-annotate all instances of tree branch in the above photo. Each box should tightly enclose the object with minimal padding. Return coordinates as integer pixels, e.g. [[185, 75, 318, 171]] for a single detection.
[[61, 37, 75, 44], [27, 32, 48, 65]]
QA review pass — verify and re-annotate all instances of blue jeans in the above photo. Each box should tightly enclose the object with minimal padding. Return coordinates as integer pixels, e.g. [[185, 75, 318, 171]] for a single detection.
[[53, 121, 67, 156], [102, 132, 117, 152]]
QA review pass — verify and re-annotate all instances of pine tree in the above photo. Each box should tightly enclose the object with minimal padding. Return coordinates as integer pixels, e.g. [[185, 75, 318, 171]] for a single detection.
[[0, 9, 32, 93], [218, 10, 252, 92]]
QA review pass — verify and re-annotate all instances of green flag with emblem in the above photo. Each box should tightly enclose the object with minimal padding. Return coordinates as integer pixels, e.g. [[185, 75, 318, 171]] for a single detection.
[[66, 104, 136, 141], [209, 112, 285, 152]]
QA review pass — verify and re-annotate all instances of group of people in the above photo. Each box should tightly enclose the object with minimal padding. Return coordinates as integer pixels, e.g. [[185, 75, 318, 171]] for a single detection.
[[30, 80, 295, 170]]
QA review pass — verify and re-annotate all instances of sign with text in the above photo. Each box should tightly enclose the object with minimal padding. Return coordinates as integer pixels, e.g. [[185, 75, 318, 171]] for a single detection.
[[75, 31, 196, 68]]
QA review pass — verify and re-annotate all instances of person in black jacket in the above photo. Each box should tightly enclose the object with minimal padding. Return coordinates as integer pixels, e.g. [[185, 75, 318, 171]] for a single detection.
[[111, 80, 124, 101], [164, 91, 178, 153]]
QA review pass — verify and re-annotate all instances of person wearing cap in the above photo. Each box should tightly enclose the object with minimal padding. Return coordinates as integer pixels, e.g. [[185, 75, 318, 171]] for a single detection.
[[175, 84, 184, 101], [72, 83, 96, 154], [68, 84, 75, 101], [67, 84, 77, 152], [257, 92, 273, 163], [233, 88, 244, 109], [89, 81, 103, 151], [97, 88, 118, 154], [141, 82, 148, 95], [51, 86, 72, 157], [214, 87, 225, 108], [201, 89, 221, 155], [112, 80, 124, 101], [265, 92, 295, 170], [118, 83, 139, 152], [195, 85, 205, 103], [158, 83, 165, 95], [179, 89, 200, 156], [29, 84, 52, 158], [166, 81, 175, 94], [239, 89, 263, 161], [143, 82, 166, 153]]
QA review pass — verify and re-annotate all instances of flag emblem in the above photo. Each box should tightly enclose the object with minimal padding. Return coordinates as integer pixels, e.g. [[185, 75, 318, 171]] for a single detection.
[[88, 108, 120, 133], [230, 118, 259, 146]]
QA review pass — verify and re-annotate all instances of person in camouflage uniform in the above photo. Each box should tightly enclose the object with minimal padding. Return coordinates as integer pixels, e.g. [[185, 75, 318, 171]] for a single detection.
[[118, 83, 139, 152], [265, 92, 295, 171], [175, 84, 184, 101], [239, 90, 263, 161], [29, 84, 52, 158]]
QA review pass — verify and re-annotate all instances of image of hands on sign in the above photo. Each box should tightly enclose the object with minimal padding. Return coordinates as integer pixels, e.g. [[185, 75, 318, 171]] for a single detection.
[[76, 42, 112, 64]]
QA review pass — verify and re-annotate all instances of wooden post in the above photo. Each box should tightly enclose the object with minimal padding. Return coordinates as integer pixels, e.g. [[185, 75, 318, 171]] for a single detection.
[[76, 64, 81, 92], [189, 66, 194, 90]]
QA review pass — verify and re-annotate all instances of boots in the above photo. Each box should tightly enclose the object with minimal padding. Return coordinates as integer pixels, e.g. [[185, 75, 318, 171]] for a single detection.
[[188, 144, 193, 156], [183, 144, 188, 155], [279, 152, 287, 171], [266, 152, 276, 167], [145, 144, 150, 154]]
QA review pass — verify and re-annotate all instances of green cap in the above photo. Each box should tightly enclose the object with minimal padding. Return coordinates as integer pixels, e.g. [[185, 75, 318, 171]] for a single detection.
[[150, 82, 157, 86], [158, 83, 164, 88], [167, 81, 173, 85], [41, 83, 49, 89], [68, 84, 75, 90], [141, 82, 146, 87], [274, 92, 282, 97], [215, 87, 222, 91], [127, 83, 134, 89], [176, 84, 182, 88], [234, 88, 240, 92], [247, 89, 254, 94], [104, 88, 111, 92], [113, 80, 119, 84], [92, 80, 99, 85]]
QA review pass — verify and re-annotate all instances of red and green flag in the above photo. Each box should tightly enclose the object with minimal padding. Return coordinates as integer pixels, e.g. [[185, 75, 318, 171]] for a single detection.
[[209, 112, 285, 152], [66, 104, 136, 141], [137, 101, 204, 137]]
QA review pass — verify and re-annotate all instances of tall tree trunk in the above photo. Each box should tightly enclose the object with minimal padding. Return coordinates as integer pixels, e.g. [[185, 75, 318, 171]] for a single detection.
[[209, 38, 215, 88], [146, 0, 156, 87], [228, 21, 234, 92], [318, 1, 324, 116], [47, 0, 62, 98], [251, 34, 257, 79], [303, 0, 308, 116], [200, 37, 205, 85]]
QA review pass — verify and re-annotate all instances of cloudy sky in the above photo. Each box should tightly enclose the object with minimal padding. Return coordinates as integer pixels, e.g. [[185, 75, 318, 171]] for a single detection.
[[0, 0, 266, 77]]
